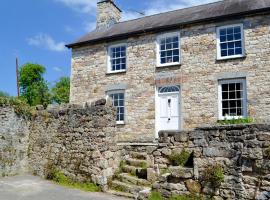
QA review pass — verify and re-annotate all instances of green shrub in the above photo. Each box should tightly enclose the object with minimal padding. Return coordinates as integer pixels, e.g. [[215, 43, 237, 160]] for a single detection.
[[169, 149, 191, 166], [0, 96, 34, 118], [204, 164, 225, 188], [45, 166, 100, 192], [148, 191, 163, 200], [217, 117, 254, 125]]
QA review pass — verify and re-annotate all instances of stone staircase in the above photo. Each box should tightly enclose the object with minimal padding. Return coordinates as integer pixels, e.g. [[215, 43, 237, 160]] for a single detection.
[[108, 152, 152, 199]]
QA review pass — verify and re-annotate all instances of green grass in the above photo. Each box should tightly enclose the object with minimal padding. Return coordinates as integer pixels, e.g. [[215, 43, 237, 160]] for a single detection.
[[49, 170, 100, 192], [148, 191, 163, 200], [169, 149, 191, 166], [217, 117, 254, 125]]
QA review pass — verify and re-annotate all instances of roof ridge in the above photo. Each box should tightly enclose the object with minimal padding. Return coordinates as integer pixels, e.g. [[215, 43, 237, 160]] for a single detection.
[[116, 0, 224, 25]]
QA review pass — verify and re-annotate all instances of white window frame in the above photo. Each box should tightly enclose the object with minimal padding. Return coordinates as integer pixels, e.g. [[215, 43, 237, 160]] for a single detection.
[[156, 32, 181, 67], [107, 43, 127, 74], [106, 90, 125, 125], [218, 78, 247, 120], [216, 24, 245, 60]]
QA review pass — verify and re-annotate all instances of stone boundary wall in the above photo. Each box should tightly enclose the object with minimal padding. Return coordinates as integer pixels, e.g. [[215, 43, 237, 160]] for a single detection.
[[122, 125, 270, 200], [0, 100, 121, 190], [1, 103, 270, 199], [0, 106, 30, 177], [27, 100, 120, 190]]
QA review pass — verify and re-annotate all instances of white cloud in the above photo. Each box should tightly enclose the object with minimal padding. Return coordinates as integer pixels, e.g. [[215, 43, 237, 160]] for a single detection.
[[121, 0, 219, 21], [27, 33, 66, 52], [54, 0, 96, 13], [53, 67, 63, 72]]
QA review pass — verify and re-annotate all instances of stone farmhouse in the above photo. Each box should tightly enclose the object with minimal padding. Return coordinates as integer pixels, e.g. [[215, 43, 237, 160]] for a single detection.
[[67, 0, 270, 142]]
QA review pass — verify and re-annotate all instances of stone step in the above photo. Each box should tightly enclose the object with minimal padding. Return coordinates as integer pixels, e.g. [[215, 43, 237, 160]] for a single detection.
[[110, 180, 148, 195], [118, 173, 151, 187], [130, 152, 148, 160], [107, 190, 135, 199], [126, 158, 148, 168], [169, 166, 194, 179], [122, 165, 147, 178]]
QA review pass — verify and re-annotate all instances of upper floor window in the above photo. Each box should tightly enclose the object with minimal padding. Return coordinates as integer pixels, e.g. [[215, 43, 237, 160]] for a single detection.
[[217, 24, 245, 60], [157, 32, 180, 67], [108, 44, 127, 73], [218, 79, 247, 120]]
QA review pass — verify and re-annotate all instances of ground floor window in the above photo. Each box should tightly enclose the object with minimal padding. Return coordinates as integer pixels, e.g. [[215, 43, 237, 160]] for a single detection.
[[108, 91, 125, 124], [218, 79, 247, 120]]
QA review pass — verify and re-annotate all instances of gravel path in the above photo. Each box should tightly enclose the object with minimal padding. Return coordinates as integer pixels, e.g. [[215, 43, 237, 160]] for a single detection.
[[0, 175, 130, 200]]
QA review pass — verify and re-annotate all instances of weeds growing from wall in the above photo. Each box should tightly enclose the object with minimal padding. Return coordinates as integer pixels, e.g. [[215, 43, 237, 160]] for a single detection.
[[169, 149, 191, 167], [203, 164, 225, 188], [0, 97, 35, 118], [217, 117, 254, 125], [45, 162, 100, 192]]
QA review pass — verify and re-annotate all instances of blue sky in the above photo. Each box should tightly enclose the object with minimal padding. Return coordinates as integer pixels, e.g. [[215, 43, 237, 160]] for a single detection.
[[0, 0, 217, 96]]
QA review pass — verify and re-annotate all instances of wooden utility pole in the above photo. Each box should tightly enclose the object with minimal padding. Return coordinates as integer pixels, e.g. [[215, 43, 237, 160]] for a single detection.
[[16, 57, 20, 97]]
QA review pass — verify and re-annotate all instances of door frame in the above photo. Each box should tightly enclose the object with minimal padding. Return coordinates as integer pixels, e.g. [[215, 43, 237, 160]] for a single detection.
[[155, 85, 182, 138]]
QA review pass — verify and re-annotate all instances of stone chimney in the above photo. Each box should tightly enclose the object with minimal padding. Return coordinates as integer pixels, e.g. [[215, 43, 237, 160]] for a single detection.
[[97, 0, 122, 29]]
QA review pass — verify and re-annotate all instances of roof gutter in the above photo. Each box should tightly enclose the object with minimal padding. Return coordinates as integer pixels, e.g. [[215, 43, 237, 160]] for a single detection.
[[66, 8, 270, 49]]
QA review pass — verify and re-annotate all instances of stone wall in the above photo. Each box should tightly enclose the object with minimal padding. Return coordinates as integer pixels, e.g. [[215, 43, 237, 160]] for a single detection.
[[70, 14, 270, 142], [0, 106, 30, 177], [122, 124, 270, 200], [27, 100, 121, 190]]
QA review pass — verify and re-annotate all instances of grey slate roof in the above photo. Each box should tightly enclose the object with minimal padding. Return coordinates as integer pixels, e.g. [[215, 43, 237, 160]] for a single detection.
[[66, 0, 270, 48]]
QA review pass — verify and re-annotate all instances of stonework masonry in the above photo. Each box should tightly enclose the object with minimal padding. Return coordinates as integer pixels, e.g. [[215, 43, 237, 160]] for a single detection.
[[0, 104, 269, 199], [0, 107, 29, 176], [70, 14, 270, 142]]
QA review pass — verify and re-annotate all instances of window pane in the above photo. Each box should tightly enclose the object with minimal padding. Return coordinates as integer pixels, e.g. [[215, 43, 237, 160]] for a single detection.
[[227, 27, 233, 34], [237, 100, 242, 107], [223, 109, 229, 116], [228, 49, 234, 56], [222, 92, 228, 100], [235, 41, 242, 48], [236, 83, 241, 90], [173, 56, 179, 62], [220, 36, 226, 42], [229, 83, 235, 90], [161, 44, 165, 50], [222, 101, 229, 108], [119, 93, 124, 99], [173, 42, 178, 49], [235, 48, 242, 55], [234, 27, 241, 33], [166, 43, 172, 49], [173, 49, 179, 56], [230, 100, 236, 108], [227, 34, 234, 41], [222, 84, 228, 91], [221, 43, 227, 50], [221, 50, 227, 57], [228, 42, 234, 48], [220, 29, 226, 35], [234, 33, 241, 40]]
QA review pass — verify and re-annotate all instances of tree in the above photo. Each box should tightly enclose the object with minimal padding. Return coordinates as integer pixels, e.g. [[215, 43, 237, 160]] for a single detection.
[[19, 63, 51, 107], [51, 77, 70, 104], [0, 91, 9, 97]]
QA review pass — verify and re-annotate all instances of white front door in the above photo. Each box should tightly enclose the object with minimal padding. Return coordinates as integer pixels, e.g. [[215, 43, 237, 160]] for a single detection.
[[156, 86, 181, 137]]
